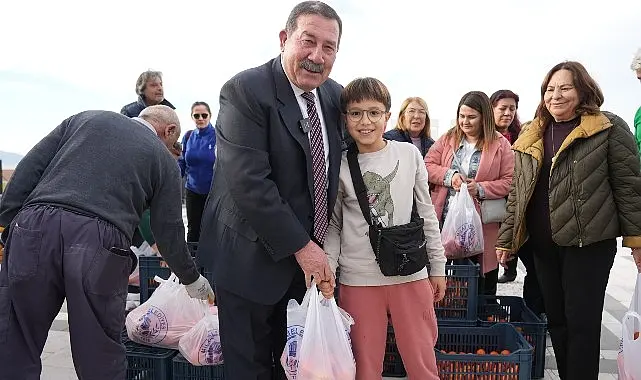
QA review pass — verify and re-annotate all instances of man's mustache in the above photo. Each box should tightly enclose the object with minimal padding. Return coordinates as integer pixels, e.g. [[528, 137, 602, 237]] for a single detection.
[[300, 59, 323, 73]]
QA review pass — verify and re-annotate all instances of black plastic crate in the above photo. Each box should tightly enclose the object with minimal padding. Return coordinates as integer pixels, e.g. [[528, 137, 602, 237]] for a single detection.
[[435, 260, 480, 322], [435, 323, 533, 380], [125, 340, 176, 380], [138, 243, 199, 303], [172, 353, 225, 380], [479, 296, 547, 379], [382, 322, 406, 377]]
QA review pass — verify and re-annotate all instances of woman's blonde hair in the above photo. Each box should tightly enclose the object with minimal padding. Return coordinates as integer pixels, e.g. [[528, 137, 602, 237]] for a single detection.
[[394, 97, 431, 138]]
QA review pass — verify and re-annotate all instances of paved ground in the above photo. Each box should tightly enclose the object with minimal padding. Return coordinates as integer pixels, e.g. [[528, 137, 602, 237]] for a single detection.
[[33, 222, 639, 379]]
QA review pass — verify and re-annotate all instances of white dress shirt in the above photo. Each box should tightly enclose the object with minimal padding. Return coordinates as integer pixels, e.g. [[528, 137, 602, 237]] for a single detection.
[[281, 58, 330, 175]]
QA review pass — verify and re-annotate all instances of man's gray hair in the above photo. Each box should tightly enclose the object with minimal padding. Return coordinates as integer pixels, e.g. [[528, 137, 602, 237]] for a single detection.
[[139, 105, 180, 128], [631, 48, 641, 71], [135, 70, 163, 97], [285, 1, 342, 43]]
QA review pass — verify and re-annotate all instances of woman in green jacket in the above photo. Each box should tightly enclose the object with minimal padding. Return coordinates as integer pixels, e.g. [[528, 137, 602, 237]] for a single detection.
[[495, 61, 641, 380]]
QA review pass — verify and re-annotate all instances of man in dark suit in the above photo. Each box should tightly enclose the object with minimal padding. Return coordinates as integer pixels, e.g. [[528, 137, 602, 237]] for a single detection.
[[197, 2, 344, 379]]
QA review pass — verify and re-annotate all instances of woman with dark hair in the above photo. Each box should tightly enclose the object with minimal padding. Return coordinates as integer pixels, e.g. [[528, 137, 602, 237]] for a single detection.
[[496, 61, 641, 379], [178, 101, 216, 242], [490, 89, 545, 316], [490, 90, 521, 144], [426, 91, 514, 296]]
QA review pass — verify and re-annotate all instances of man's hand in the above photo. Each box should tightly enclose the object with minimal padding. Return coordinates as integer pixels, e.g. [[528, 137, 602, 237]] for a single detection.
[[496, 249, 513, 268], [452, 173, 465, 191], [295, 240, 334, 288], [429, 276, 447, 303], [184, 275, 216, 304], [317, 278, 335, 299], [633, 248, 641, 273]]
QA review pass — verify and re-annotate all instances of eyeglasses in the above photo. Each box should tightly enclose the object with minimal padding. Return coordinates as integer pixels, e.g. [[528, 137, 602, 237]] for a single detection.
[[346, 109, 386, 123], [406, 109, 427, 117], [193, 113, 209, 119]]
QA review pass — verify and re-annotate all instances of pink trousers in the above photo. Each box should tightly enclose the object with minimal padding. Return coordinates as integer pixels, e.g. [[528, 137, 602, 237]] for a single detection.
[[339, 279, 439, 380]]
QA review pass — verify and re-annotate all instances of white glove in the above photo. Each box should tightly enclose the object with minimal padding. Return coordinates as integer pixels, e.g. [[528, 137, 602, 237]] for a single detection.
[[184, 275, 215, 303]]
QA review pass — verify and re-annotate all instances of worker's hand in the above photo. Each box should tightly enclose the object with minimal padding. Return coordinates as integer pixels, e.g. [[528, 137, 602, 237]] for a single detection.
[[184, 275, 216, 304]]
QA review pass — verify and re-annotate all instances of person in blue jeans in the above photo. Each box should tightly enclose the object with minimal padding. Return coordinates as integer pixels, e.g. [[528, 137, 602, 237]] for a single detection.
[[179, 101, 216, 242]]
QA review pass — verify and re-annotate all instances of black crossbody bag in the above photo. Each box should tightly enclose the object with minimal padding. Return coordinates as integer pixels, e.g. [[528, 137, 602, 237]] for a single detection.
[[346, 145, 430, 276]]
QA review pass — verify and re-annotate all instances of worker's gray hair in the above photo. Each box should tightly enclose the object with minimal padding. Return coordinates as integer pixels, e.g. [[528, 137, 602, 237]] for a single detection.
[[135, 70, 163, 97], [139, 105, 180, 127]]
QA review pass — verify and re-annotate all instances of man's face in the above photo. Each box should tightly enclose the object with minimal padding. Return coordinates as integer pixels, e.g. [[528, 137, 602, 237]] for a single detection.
[[636, 68, 641, 83], [279, 14, 339, 92], [143, 77, 164, 105]]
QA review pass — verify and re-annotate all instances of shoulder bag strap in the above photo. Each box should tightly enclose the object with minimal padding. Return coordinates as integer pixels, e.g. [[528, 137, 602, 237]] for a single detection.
[[346, 145, 373, 226]]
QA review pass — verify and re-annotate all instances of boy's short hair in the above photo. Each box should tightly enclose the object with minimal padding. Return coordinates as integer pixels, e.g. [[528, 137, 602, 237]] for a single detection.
[[340, 77, 392, 113]]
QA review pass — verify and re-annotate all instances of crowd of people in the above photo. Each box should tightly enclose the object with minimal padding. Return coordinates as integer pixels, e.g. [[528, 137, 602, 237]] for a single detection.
[[1, 1, 641, 380]]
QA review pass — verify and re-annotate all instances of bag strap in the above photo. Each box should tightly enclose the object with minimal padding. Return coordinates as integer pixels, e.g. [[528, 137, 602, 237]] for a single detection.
[[346, 145, 373, 226], [182, 129, 194, 156]]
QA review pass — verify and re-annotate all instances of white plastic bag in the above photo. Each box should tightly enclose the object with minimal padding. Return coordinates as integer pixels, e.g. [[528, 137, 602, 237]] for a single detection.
[[281, 287, 314, 379], [619, 274, 641, 379], [126, 273, 208, 349], [296, 284, 355, 380], [441, 185, 484, 259], [178, 306, 223, 366]]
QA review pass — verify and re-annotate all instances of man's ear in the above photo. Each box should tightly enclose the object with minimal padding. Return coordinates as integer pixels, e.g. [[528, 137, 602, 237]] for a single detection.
[[279, 30, 288, 52], [166, 124, 178, 138]]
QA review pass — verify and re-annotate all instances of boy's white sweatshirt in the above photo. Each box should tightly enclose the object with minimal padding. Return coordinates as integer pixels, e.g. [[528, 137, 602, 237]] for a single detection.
[[324, 140, 446, 286]]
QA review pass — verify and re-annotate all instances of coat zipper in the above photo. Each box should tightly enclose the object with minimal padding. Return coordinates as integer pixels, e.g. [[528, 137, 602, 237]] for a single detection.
[[551, 146, 583, 247]]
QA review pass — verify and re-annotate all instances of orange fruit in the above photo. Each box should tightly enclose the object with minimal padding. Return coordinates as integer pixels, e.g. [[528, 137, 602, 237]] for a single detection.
[[500, 349, 511, 355], [476, 348, 486, 355], [490, 351, 499, 355]]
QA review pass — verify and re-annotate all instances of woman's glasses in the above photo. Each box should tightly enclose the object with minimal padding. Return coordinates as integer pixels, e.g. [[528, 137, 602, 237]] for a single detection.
[[193, 113, 209, 119]]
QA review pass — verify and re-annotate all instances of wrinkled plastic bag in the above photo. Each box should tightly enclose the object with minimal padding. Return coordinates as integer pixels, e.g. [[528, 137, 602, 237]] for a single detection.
[[281, 284, 355, 380], [281, 285, 354, 380], [178, 306, 223, 366], [441, 185, 484, 259], [126, 273, 208, 349], [619, 274, 641, 379]]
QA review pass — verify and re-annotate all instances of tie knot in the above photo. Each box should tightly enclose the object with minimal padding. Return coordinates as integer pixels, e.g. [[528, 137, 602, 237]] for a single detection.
[[301, 91, 315, 103]]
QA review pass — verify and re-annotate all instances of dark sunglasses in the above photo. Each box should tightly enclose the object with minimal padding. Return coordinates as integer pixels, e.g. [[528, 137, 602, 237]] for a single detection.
[[193, 113, 209, 119]]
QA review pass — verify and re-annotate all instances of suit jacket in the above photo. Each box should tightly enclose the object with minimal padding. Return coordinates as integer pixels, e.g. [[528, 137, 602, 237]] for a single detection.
[[198, 57, 344, 304], [425, 132, 514, 274]]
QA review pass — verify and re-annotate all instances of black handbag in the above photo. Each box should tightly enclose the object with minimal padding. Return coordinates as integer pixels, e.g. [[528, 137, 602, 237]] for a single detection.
[[346, 145, 430, 277]]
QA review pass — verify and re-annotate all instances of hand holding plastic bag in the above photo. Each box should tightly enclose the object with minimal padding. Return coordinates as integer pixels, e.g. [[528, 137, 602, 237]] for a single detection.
[[178, 306, 223, 366], [441, 185, 484, 259], [297, 284, 355, 380], [619, 274, 641, 379], [126, 273, 208, 349]]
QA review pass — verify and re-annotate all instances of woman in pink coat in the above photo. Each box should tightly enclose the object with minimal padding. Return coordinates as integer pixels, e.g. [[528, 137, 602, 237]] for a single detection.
[[425, 91, 514, 295]]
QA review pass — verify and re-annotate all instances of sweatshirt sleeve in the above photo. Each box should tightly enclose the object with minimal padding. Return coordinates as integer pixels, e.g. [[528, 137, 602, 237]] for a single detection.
[[324, 173, 344, 275], [0, 117, 68, 227], [414, 149, 446, 277], [149, 153, 200, 285]]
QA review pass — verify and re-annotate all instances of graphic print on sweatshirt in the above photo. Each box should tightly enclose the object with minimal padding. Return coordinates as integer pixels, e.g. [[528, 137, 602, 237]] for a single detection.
[[363, 160, 399, 227]]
